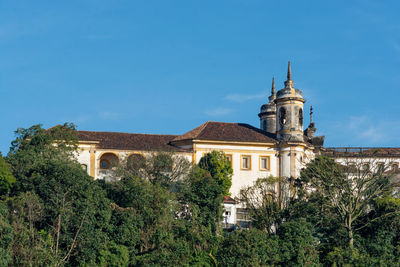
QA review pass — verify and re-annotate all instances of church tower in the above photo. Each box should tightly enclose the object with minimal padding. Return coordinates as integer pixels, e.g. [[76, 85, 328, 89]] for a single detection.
[[275, 61, 305, 142], [258, 77, 276, 134]]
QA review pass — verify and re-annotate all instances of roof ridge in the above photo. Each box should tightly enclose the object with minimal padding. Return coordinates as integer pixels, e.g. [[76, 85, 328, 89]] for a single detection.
[[171, 121, 277, 143], [171, 121, 210, 142], [198, 121, 237, 125], [77, 130, 178, 137]]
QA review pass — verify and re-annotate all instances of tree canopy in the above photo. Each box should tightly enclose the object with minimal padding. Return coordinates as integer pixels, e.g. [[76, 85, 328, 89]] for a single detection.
[[1, 124, 400, 266], [0, 154, 15, 196]]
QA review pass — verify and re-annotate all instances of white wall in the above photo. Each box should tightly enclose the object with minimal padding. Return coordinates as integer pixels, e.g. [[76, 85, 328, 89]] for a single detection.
[[194, 143, 279, 198]]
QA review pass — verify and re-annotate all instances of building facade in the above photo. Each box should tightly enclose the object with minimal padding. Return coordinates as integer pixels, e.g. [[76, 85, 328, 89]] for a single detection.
[[73, 62, 400, 228]]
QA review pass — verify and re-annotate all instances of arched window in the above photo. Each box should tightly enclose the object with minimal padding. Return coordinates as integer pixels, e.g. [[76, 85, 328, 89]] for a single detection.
[[346, 163, 357, 174], [299, 108, 303, 126], [153, 153, 173, 172], [391, 163, 399, 172], [99, 153, 119, 169], [262, 120, 267, 131], [377, 162, 385, 173], [279, 107, 287, 125], [127, 154, 146, 170], [81, 164, 88, 172]]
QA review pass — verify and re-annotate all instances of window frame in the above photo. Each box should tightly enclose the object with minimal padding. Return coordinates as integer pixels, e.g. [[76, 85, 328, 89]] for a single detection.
[[391, 162, 399, 171], [225, 154, 233, 167], [376, 162, 385, 173], [100, 159, 110, 169], [259, 156, 271, 171], [81, 164, 88, 172], [127, 153, 146, 169], [345, 163, 357, 174], [240, 155, 252, 170], [361, 163, 370, 173]]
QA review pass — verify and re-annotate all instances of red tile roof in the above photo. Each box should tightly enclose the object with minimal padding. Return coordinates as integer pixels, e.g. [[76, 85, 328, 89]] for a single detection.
[[77, 131, 186, 151], [172, 121, 277, 144], [76, 121, 277, 151], [223, 196, 236, 204]]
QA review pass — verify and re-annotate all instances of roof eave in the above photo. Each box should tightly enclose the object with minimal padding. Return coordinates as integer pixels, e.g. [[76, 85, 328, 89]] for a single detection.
[[78, 140, 101, 144], [193, 139, 276, 146]]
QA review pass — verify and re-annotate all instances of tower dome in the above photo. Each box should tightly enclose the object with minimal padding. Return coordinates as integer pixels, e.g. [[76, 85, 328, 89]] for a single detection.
[[258, 77, 277, 134]]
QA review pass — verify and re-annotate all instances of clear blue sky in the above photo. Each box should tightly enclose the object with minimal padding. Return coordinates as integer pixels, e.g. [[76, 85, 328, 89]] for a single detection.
[[1, 0, 400, 154]]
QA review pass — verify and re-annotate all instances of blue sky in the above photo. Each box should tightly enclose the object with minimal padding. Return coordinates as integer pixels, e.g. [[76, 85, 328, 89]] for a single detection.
[[1, 0, 400, 154]]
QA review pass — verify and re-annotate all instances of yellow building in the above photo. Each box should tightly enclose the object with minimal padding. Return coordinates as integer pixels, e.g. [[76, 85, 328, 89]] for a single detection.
[[76, 62, 322, 197], [74, 62, 400, 228]]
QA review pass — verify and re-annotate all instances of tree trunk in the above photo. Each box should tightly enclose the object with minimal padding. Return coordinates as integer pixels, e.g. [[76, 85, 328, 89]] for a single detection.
[[347, 215, 354, 249], [349, 228, 354, 249]]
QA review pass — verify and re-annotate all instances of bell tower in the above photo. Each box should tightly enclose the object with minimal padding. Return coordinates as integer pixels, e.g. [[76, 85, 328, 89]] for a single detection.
[[258, 77, 276, 134], [275, 61, 305, 142]]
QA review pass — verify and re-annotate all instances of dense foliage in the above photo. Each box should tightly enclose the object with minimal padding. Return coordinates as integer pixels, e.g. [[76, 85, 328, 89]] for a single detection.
[[0, 154, 16, 195], [1, 124, 399, 266]]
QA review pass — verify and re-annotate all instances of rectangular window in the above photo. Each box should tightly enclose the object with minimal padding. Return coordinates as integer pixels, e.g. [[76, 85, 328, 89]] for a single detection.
[[225, 154, 233, 167], [377, 163, 385, 173], [236, 208, 251, 221], [361, 163, 370, 173], [347, 163, 357, 174], [259, 156, 270, 171], [241, 155, 251, 170], [236, 208, 252, 228]]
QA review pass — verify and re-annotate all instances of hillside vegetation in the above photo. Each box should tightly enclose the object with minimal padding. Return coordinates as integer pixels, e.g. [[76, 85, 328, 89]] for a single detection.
[[0, 124, 399, 266]]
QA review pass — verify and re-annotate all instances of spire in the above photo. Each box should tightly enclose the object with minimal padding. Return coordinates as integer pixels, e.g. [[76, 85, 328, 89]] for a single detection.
[[284, 61, 294, 88], [271, 77, 275, 96], [268, 77, 276, 102], [310, 105, 313, 123]]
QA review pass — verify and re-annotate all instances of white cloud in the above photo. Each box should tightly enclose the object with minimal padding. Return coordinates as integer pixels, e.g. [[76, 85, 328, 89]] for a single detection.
[[73, 115, 92, 124], [203, 108, 233, 116], [335, 115, 400, 145], [224, 92, 265, 103], [98, 111, 121, 120]]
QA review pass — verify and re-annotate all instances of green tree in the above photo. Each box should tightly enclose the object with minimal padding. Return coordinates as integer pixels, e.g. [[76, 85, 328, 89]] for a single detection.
[[299, 156, 393, 248], [101, 149, 233, 266], [356, 196, 400, 265], [240, 176, 291, 233], [6, 192, 54, 266], [0, 154, 16, 196], [101, 175, 195, 266], [216, 229, 280, 266], [0, 201, 13, 266], [122, 151, 192, 188], [285, 192, 348, 262], [98, 241, 130, 267], [181, 167, 226, 235], [6, 124, 112, 266], [277, 219, 320, 266], [198, 151, 233, 196], [7, 123, 78, 194]]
